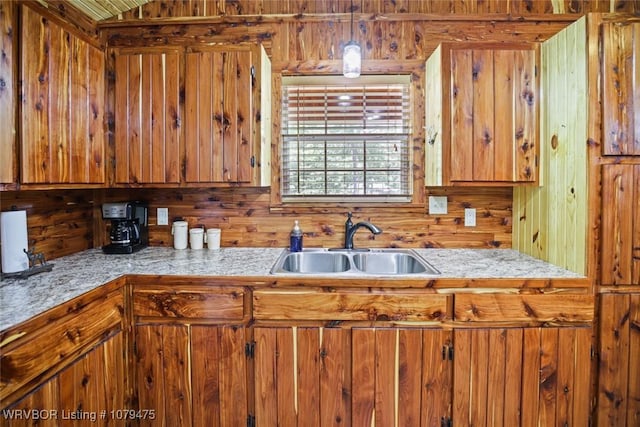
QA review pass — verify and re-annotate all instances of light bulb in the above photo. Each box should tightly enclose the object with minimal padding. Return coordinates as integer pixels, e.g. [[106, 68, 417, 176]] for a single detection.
[[343, 41, 361, 78]]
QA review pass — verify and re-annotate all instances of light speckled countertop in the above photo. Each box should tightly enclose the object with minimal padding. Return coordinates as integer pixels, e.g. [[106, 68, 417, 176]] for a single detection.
[[0, 247, 584, 331]]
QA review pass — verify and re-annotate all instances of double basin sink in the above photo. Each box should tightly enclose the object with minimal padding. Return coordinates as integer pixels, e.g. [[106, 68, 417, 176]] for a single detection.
[[270, 248, 440, 276]]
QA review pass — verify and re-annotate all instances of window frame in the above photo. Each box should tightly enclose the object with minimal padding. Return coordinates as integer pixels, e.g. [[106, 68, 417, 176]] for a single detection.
[[279, 74, 414, 204]]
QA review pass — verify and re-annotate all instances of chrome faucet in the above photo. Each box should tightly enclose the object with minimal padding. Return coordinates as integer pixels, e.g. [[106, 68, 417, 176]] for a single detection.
[[344, 212, 382, 250]]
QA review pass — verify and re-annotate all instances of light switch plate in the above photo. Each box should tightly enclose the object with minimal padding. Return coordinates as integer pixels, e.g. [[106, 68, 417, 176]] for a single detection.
[[157, 208, 169, 225], [464, 208, 476, 227], [429, 196, 448, 215]]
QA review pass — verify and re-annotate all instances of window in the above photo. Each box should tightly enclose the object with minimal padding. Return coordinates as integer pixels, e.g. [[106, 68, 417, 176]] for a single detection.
[[281, 75, 412, 201]]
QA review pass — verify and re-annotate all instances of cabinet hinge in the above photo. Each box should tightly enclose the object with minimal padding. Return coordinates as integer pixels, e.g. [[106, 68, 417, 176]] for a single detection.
[[245, 341, 255, 359], [590, 345, 597, 361], [247, 414, 256, 427], [440, 416, 452, 427], [442, 345, 453, 361], [250, 65, 256, 80], [250, 156, 256, 168]]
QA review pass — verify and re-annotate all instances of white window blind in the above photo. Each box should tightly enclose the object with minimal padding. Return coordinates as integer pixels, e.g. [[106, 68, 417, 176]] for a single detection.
[[281, 76, 412, 200]]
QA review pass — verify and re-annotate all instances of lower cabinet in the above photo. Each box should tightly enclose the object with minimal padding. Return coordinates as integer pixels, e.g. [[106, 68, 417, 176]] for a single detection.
[[1, 331, 125, 427], [597, 293, 640, 426], [134, 324, 249, 427], [453, 327, 592, 427], [253, 326, 452, 426]]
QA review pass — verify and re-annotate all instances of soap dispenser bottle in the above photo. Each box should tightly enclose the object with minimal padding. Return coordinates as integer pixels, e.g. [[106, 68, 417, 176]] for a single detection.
[[290, 220, 303, 252]]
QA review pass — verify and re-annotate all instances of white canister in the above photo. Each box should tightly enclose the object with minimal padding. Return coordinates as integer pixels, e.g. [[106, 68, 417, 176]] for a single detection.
[[189, 227, 205, 250], [171, 221, 188, 250], [206, 228, 221, 250]]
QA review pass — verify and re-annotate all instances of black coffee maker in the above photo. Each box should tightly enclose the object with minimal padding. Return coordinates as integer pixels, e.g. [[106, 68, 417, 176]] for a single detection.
[[102, 201, 149, 254]]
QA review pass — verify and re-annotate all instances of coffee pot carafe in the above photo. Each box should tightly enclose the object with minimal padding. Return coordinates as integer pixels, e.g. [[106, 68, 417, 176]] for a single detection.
[[102, 202, 148, 254]]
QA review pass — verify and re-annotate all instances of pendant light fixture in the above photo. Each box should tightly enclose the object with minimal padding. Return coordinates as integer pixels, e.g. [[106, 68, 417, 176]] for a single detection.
[[343, 0, 361, 78]]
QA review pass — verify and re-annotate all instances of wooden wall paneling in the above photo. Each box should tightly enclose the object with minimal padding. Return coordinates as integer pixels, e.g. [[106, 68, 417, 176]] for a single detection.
[[0, 1, 16, 186], [602, 22, 640, 156], [512, 18, 588, 276], [601, 164, 640, 285], [121, 0, 640, 16]]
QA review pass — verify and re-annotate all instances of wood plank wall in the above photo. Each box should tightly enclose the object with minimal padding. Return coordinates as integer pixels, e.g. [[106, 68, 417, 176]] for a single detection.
[[114, 0, 637, 17], [513, 18, 588, 276]]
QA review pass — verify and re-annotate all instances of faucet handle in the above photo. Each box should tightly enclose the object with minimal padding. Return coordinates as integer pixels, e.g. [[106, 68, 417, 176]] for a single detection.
[[347, 212, 353, 219]]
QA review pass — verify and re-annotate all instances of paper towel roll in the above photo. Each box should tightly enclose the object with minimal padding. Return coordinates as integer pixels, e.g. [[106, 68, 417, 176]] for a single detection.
[[1, 210, 29, 274]]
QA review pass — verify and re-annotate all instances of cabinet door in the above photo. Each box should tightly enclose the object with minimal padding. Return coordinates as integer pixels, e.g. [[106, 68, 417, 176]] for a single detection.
[[453, 327, 591, 427], [254, 326, 451, 426], [601, 164, 640, 285], [184, 47, 253, 183], [597, 293, 640, 426], [0, 332, 125, 426], [602, 22, 640, 156], [114, 50, 180, 184], [135, 324, 248, 426], [0, 1, 16, 186], [20, 6, 105, 184], [450, 48, 537, 183]]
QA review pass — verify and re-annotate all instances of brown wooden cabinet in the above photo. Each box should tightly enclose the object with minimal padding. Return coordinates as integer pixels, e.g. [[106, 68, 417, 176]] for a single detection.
[[425, 43, 539, 186], [453, 327, 592, 426], [0, 1, 16, 187], [1, 332, 125, 427], [184, 45, 271, 186], [131, 283, 250, 426], [19, 5, 106, 185], [254, 326, 451, 426], [601, 164, 640, 286], [597, 293, 640, 426], [114, 48, 181, 184], [602, 22, 640, 156]]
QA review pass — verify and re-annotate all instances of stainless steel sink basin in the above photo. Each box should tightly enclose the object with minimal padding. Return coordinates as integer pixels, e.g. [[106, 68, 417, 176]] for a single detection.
[[277, 251, 351, 273], [270, 248, 440, 276], [352, 252, 438, 274]]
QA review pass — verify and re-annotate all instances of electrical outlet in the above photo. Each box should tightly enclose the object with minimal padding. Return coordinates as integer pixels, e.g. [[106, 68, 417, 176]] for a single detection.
[[157, 208, 169, 225], [428, 196, 448, 215], [464, 208, 476, 227]]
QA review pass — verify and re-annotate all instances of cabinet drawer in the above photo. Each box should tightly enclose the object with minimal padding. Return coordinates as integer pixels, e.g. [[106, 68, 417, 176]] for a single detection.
[[133, 287, 246, 320], [253, 289, 449, 322], [454, 294, 594, 323]]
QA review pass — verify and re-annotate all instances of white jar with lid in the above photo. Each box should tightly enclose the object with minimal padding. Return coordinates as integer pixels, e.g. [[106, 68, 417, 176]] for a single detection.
[[171, 221, 188, 250], [189, 227, 205, 250]]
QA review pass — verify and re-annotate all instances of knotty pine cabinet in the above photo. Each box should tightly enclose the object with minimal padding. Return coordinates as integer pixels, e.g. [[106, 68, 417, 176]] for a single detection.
[[131, 283, 251, 426], [19, 5, 106, 185], [113, 44, 271, 187], [601, 164, 640, 285], [602, 22, 640, 156], [114, 48, 181, 184], [0, 1, 16, 188], [0, 332, 125, 427], [596, 293, 640, 426], [425, 43, 539, 186], [184, 45, 271, 185]]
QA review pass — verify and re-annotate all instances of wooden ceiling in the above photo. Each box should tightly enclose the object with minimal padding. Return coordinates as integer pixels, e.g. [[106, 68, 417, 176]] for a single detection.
[[39, 0, 151, 21]]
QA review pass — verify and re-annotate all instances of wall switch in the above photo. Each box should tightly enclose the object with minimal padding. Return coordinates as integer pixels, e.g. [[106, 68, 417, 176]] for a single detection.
[[429, 196, 448, 215], [157, 208, 169, 225], [464, 208, 476, 227]]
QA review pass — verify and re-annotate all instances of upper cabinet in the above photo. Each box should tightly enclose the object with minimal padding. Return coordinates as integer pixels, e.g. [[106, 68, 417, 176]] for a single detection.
[[0, 1, 16, 187], [602, 22, 640, 156], [184, 45, 270, 185], [113, 44, 271, 187], [114, 48, 181, 184], [20, 6, 106, 185], [425, 43, 539, 186]]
